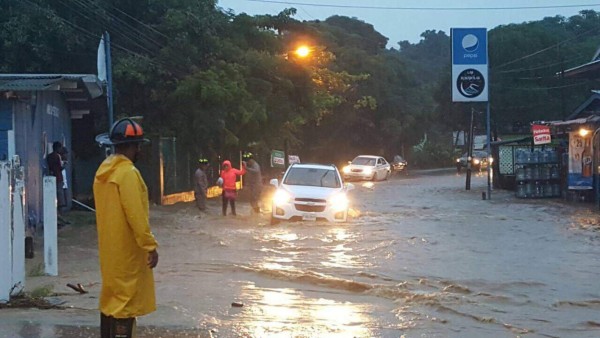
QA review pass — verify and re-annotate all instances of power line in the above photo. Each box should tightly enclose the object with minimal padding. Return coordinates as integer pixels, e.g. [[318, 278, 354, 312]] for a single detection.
[[246, 0, 600, 11], [298, 7, 316, 20], [97, 0, 171, 40], [63, 0, 162, 54], [69, 0, 214, 73], [20, 0, 188, 76], [75, 0, 166, 50], [492, 24, 600, 70], [495, 55, 589, 74], [58, 0, 193, 75], [493, 81, 589, 90]]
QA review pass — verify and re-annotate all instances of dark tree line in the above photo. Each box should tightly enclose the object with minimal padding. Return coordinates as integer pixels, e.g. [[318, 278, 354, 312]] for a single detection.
[[2, 0, 600, 167]]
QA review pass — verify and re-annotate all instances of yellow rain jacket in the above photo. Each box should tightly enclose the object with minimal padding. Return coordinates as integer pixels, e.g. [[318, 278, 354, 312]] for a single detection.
[[93, 154, 158, 318]]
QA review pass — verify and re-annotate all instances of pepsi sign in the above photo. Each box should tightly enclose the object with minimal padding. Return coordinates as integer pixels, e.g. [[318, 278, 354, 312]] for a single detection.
[[452, 28, 488, 102]]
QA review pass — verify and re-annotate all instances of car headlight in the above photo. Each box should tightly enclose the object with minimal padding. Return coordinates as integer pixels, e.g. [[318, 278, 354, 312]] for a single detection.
[[456, 158, 460, 163], [488, 157, 494, 163], [363, 167, 373, 175], [343, 166, 351, 174], [329, 193, 349, 212], [273, 189, 292, 206], [473, 159, 480, 165]]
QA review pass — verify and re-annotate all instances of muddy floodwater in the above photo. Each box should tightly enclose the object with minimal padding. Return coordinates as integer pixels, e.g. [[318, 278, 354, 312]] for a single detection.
[[1, 170, 600, 337]]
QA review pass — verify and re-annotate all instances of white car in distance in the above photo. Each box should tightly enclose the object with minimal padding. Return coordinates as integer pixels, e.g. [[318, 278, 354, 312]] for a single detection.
[[343, 155, 391, 181], [269, 163, 354, 224]]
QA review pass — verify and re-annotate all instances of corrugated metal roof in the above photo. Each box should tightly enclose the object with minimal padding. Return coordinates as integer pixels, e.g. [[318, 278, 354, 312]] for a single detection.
[[0, 76, 63, 91], [0, 74, 103, 98]]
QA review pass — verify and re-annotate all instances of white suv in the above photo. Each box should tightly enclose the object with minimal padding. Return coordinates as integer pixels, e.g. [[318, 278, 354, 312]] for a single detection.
[[269, 163, 354, 224]]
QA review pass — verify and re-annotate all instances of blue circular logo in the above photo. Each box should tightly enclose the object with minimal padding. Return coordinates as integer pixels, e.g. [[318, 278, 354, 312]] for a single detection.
[[462, 34, 479, 52], [457, 69, 485, 98]]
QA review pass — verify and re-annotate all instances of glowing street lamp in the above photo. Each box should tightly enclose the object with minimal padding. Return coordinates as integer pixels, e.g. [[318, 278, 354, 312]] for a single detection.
[[579, 128, 590, 137], [294, 45, 311, 58]]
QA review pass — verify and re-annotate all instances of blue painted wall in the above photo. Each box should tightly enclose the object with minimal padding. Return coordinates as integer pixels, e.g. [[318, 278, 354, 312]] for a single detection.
[[0, 100, 11, 161]]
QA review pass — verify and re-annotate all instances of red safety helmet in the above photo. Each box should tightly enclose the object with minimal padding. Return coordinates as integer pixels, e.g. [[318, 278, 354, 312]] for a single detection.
[[95, 118, 150, 146]]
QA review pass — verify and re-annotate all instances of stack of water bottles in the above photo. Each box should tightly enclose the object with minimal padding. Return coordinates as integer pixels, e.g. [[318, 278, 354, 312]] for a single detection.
[[515, 149, 560, 198]]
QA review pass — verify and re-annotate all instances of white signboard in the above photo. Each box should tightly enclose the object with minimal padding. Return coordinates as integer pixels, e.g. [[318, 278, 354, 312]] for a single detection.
[[452, 28, 488, 102]]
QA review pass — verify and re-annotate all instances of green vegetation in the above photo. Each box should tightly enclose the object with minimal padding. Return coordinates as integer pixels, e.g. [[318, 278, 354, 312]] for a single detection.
[[2, 1, 599, 167], [27, 263, 45, 277], [29, 284, 54, 298]]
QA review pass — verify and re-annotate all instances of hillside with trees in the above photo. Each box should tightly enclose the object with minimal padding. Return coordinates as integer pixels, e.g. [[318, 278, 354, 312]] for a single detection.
[[2, 0, 600, 167]]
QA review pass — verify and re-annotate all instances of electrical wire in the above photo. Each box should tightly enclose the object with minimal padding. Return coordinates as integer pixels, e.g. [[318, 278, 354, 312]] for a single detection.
[[67, 0, 209, 73], [73, 0, 166, 50], [20, 0, 188, 76], [61, 0, 192, 75], [492, 24, 600, 70], [95, 0, 171, 40], [61, 0, 161, 55], [494, 54, 589, 74], [493, 81, 590, 90]]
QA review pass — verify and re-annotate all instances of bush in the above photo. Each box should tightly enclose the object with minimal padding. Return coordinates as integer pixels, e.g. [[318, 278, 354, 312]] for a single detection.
[[411, 141, 455, 169]]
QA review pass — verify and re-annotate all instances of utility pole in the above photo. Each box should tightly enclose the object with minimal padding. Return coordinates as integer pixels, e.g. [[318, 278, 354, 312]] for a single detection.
[[466, 107, 475, 190]]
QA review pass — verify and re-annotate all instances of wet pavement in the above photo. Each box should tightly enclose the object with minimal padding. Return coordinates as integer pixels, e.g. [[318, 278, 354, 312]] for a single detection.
[[2, 169, 600, 337]]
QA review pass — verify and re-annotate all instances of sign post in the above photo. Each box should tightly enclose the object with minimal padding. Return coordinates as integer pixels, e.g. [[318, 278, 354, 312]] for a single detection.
[[452, 28, 491, 198]]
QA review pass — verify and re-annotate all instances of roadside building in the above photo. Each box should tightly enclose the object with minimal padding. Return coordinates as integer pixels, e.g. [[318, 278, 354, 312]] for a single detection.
[[0, 74, 102, 227]]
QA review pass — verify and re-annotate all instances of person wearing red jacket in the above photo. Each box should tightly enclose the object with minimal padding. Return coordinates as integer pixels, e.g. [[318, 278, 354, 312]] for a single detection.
[[220, 160, 246, 216]]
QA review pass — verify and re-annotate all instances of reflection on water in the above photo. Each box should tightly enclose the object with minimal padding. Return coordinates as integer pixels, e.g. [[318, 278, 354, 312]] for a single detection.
[[234, 285, 375, 338], [322, 228, 365, 269], [10, 174, 600, 337]]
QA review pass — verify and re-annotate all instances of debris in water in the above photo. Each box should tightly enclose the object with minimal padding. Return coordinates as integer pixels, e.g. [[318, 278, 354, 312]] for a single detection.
[[231, 301, 244, 307], [362, 182, 375, 190], [66, 283, 88, 294]]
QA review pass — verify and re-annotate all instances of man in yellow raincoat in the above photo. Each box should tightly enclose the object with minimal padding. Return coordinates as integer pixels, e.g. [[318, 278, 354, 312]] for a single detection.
[[94, 118, 159, 338]]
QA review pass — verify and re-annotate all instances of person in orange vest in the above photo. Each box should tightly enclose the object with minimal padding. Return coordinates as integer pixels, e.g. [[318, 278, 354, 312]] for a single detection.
[[93, 118, 159, 338], [220, 159, 246, 216]]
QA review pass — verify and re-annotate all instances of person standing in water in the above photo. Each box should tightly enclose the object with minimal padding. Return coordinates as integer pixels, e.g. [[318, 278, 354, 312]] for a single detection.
[[220, 159, 246, 216]]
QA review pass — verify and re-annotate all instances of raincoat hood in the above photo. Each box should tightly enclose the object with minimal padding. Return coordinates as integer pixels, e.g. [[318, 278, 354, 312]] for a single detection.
[[95, 154, 131, 183], [220, 160, 246, 190]]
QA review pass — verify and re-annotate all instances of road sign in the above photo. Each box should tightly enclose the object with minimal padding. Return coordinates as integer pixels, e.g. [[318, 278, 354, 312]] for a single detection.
[[452, 28, 488, 102]]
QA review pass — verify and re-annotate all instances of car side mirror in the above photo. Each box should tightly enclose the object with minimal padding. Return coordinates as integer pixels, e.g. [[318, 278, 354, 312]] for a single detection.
[[345, 183, 355, 191], [269, 178, 279, 187]]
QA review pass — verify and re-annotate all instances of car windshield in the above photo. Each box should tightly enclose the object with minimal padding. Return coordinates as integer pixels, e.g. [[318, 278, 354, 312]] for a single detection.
[[393, 155, 405, 162], [352, 157, 376, 166], [462, 151, 488, 158], [284, 167, 341, 188]]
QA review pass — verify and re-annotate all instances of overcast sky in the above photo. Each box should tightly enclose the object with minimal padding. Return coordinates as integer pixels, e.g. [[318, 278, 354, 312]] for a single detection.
[[217, 0, 600, 48]]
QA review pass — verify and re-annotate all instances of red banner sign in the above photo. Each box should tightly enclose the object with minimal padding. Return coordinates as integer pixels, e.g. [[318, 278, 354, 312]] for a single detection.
[[531, 124, 551, 145]]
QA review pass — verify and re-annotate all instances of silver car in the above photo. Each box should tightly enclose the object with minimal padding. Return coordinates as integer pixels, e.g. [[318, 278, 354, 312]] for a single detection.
[[342, 155, 391, 181]]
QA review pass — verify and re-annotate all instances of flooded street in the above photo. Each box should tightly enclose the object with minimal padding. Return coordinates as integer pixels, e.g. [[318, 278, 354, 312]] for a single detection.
[[2, 170, 600, 337]]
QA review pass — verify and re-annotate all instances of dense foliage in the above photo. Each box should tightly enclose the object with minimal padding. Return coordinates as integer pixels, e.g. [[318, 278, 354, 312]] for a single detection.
[[2, 0, 600, 167]]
